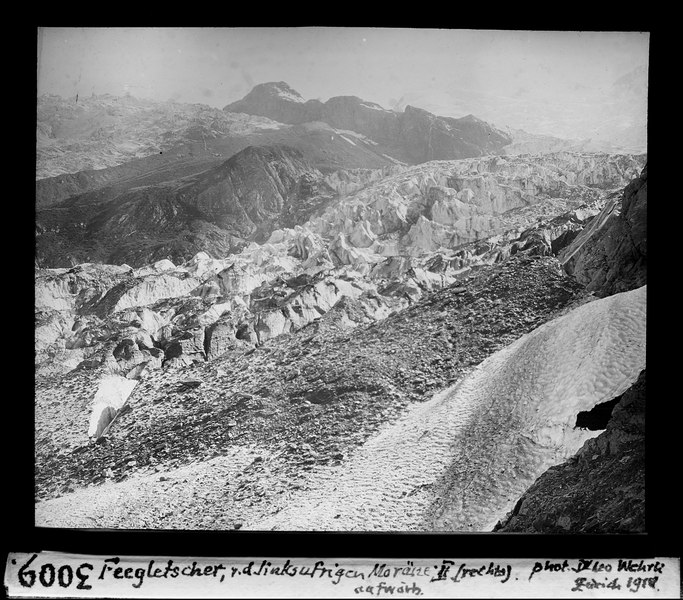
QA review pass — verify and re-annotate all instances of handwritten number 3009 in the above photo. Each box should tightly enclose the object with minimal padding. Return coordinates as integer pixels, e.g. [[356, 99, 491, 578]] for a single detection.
[[18, 554, 93, 590]]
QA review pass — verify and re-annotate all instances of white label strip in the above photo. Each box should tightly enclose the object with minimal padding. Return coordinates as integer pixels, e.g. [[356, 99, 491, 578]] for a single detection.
[[4, 554, 680, 599]]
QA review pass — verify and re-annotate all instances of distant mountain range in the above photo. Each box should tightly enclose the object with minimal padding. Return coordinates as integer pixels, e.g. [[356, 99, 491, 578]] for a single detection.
[[36, 81, 516, 194], [37, 81, 636, 208], [35, 81, 646, 269], [224, 81, 512, 163]]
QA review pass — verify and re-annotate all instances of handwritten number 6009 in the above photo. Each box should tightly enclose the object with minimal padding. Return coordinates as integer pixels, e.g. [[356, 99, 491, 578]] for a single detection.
[[18, 554, 92, 590]]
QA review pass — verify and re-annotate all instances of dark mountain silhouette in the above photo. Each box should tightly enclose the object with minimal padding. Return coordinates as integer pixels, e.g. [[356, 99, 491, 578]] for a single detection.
[[224, 82, 512, 163], [36, 145, 337, 267]]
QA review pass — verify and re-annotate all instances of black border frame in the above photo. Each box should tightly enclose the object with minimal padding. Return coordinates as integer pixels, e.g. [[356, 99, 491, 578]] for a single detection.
[[8, 17, 676, 595]]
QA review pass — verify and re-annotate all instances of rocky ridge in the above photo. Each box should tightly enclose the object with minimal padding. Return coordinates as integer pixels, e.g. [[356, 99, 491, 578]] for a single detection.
[[224, 82, 512, 163], [36, 145, 339, 267], [560, 164, 647, 296]]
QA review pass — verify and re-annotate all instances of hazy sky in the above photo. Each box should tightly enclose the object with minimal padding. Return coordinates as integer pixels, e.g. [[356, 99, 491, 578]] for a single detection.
[[37, 27, 649, 138]]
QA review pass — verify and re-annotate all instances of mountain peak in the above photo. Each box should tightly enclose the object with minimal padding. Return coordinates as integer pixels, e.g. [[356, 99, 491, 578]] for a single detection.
[[458, 114, 484, 123], [243, 81, 305, 103], [402, 104, 433, 118], [223, 82, 311, 123]]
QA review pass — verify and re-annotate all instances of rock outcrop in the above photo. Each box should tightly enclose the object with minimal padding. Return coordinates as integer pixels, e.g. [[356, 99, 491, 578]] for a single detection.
[[560, 165, 647, 296], [494, 370, 646, 533]]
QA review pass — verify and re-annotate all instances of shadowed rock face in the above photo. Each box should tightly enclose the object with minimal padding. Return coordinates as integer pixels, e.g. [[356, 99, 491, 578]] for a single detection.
[[224, 82, 512, 162], [35, 145, 337, 268], [561, 164, 647, 296], [320, 96, 400, 145], [397, 107, 511, 162]]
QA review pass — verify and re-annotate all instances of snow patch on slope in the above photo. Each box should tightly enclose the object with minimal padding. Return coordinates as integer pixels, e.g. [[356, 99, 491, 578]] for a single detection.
[[336, 129, 380, 146], [258, 285, 646, 531], [272, 84, 305, 103], [87, 375, 138, 438], [338, 134, 358, 147], [361, 102, 393, 112]]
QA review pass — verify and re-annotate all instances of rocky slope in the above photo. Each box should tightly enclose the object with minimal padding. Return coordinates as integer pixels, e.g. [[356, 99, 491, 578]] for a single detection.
[[35, 252, 589, 515], [224, 82, 513, 163], [36, 93, 286, 180], [35, 266, 646, 531], [36, 93, 397, 209], [35, 145, 341, 267]]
